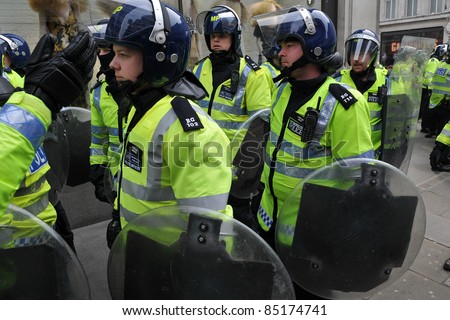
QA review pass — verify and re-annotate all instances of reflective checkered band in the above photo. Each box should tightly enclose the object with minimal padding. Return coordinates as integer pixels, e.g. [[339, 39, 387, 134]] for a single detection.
[[258, 205, 273, 228]]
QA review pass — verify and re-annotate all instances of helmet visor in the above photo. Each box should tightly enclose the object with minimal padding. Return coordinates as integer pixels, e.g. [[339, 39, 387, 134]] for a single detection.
[[251, 6, 313, 48], [345, 38, 378, 65]]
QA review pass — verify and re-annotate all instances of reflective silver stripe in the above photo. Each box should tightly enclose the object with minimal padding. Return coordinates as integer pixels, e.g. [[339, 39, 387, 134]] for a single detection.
[[91, 136, 108, 145], [372, 122, 383, 132], [90, 148, 105, 156], [268, 131, 330, 159], [93, 85, 102, 114], [214, 119, 245, 130], [120, 204, 139, 222], [121, 106, 178, 202], [91, 125, 108, 135], [22, 194, 50, 216], [210, 101, 247, 116], [177, 193, 229, 211], [370, 110, 381, 119], [441, 127, 450, 138], [233, 64, 250, 110], [272, 82, 287, 111], [0, 104, 47, 150], [194, 60, 204, 78], [109, 128, 119, 137], [15, 175, 47, 197], [264, 154, 316, 179], [197, 99, 209, 110], [432, 88, 449, 95]]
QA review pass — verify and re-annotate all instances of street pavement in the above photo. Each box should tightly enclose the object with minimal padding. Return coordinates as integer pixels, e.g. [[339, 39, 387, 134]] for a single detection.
[[64, 124, 450, 300]]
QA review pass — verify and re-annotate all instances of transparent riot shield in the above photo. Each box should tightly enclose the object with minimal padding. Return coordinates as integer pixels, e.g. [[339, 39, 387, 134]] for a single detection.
[[276, 158, 426, 299], [44, 116, 70, 205], [59, 106, 91, 187], [0, 205, 90, 299], [380, 36, 435, 173], [230, 109, 270, 199], [108, 205, 295, 300]]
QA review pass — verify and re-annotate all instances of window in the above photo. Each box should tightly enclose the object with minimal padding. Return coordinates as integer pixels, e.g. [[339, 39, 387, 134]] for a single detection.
[[430, 0, 443, 13], [385, 0, 396, 19], [406, 0, 417, 16]]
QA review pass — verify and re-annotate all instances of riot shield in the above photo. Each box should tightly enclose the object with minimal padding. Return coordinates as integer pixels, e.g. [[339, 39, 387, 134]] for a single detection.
[[43, 116, 70, 205], [276, 158, 426, 299], [108, 205, 295, 300], [380, 36, 435, 173], [59, 106, 91, 187], [0, 205, 90, 299], [230, 108, 270, 199]]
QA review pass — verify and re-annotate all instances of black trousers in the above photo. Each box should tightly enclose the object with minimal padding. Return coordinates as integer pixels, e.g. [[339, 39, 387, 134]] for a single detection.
[[53, 201, 76, 254]]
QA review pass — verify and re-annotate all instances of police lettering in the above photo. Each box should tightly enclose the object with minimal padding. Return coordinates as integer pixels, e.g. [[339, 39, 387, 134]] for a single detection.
[[287, 117, 303, 136]]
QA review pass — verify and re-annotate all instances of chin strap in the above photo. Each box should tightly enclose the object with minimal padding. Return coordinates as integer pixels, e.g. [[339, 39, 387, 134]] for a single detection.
[[273, 55, 310, 82]]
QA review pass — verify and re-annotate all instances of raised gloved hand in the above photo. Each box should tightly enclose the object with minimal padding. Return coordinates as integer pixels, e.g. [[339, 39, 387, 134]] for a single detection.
[[106, 209, 121, 249], [23, 30, 96, 115]]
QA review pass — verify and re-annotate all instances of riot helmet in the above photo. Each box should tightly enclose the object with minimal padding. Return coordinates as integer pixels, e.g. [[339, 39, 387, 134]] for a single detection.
[[345, 29, 380, 69], [89, 18, 110, 49], [196, 5, 242, 54], [0, 33, 30, 69], [431, 44, 447, 60], [89, 18, 114, 78], [105, 0, 191, 88], [252, 6, 340, 76]]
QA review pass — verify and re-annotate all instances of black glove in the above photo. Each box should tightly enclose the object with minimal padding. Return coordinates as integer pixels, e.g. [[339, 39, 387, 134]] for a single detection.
[[106, 209, 121, 249], [23, 30, 96, 115], [89, 164, 109, 203]]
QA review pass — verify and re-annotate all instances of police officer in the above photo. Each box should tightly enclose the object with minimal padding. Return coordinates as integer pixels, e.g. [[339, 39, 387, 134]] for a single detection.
[[88, 19, 121, 205], [334, 29, 387, 158], [421, 44, 445, 136], [253, 7, 374, 248], [0, 30, 96, 219], [103, 0, 233, 246], [428, 44, 450, 137], [193, 5, 271, 229], [0, 33, 29, 87]]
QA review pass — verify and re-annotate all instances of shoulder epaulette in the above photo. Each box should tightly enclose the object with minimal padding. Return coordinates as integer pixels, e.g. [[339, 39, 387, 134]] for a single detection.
[[245, 55, 260, 71], [171, 96, 204, 132], [328, 83, 358, 110]]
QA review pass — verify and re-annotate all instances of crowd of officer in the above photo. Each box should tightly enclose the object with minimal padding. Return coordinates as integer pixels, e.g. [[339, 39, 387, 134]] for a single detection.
[[0, 0, 449, 299]]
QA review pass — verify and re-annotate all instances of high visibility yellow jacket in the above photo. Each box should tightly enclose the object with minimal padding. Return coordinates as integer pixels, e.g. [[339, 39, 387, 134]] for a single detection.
[[90, 81, 121, 176], [258, 77, 374, 233], [1, 76, 55, 229], [437, 122, 450, 146], [2, 67, 24, 88], [429, 60, 450, 109], [118, 94, 233, 227], [423, 57, 440, 89], [193, 56, 272, 145], [335, 67, 388, 157], [260, 61, 281, 96], [0, 92, 53, 246]]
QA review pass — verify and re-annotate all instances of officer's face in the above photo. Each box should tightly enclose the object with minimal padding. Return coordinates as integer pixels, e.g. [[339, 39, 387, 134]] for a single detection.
[[110, 45, 143, 83], [278, 40, 302, 68], [350, 52, 372, 73], [210, 33, 232, 52]]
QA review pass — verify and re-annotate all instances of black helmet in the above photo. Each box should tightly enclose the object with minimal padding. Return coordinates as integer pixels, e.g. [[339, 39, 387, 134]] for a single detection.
[[345, 29, 380, 68], [105, 0, 191, 87], [196, 5, 242, 54]]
